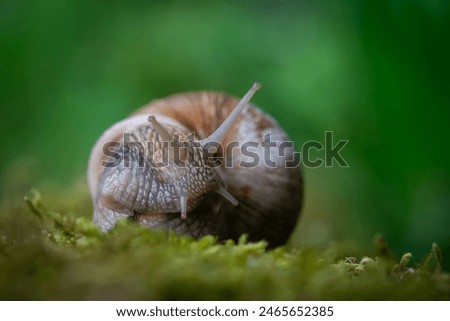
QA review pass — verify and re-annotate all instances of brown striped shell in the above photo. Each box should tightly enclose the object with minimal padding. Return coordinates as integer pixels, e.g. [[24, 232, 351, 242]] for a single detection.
[[88, 84, 303, 247]]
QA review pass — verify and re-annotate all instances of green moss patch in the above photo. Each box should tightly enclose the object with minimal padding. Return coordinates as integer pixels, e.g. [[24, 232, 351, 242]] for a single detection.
[[0, 190, 448, 300]]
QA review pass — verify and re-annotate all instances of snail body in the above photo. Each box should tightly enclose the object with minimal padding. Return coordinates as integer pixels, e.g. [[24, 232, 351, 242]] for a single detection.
[[88, 84, 303, 246]]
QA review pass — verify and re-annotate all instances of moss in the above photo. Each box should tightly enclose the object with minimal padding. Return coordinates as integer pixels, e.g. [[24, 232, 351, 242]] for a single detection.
[[0, 189, 448, 300]]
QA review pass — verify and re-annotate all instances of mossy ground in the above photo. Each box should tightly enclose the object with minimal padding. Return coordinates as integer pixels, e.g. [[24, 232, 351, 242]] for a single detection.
[[0, 189, 448, 300]]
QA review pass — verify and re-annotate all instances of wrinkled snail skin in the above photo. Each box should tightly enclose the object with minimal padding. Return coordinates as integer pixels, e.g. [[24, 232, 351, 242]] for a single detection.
[[88, 84, 303, 247]]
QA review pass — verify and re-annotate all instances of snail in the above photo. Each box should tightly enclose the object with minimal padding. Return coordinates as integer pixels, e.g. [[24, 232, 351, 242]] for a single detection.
[[87, 83, 303, 247]]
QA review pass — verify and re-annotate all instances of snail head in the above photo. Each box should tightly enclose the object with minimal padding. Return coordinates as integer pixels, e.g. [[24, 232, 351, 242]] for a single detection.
[[147, 83, 261, 219]]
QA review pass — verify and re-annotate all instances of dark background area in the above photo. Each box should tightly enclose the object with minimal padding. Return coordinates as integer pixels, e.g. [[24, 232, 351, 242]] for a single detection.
[[1, 0, 449, 264]]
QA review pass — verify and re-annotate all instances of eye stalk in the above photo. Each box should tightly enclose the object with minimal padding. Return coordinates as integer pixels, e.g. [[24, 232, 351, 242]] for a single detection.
[[201, 82, 261, 146], [148, 115, 173, 142]]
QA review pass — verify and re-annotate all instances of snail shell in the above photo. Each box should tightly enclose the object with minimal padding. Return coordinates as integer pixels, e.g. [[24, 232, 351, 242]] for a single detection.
[[88, 84, 303, 247]]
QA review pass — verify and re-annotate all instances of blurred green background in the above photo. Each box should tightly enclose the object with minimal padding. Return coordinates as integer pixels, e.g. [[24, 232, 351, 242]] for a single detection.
[[1, 0, 449, 264]]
